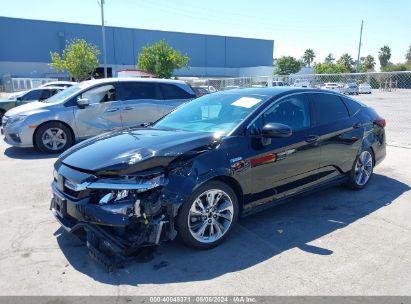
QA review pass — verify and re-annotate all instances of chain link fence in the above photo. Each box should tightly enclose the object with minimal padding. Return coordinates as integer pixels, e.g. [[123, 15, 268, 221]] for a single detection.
[[187, 71, 411, 148]]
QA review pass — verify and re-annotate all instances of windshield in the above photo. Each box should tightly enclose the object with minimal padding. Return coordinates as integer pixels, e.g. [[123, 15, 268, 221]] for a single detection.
[[42, 83, 90, 103], [153, 93, 270, 135]]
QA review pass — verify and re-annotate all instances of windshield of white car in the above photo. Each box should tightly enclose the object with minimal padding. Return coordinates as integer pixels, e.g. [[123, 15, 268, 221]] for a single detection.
[[153, 93, 270, 134], [41, 83, 90, 103]]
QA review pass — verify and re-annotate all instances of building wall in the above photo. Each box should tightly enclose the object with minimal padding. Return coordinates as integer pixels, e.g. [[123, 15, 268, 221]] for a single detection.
[[0, 17, 274, 78]]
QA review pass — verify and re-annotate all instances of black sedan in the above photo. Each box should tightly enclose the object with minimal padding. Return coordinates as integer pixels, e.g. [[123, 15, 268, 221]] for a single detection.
[[51, 87, 386, 268]]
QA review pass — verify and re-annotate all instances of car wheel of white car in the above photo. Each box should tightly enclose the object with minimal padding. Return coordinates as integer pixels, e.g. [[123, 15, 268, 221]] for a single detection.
[[35, 122, 73, 154]]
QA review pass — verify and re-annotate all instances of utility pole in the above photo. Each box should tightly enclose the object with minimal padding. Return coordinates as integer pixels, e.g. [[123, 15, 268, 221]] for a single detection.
[[99, 0, 108, 78], [356, 20, 364, 73]]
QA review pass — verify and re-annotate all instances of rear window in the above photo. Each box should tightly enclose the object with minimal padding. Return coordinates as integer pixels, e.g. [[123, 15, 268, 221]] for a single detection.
[[311, 93, 350, 126], [159, 84, 194, 100], [342, 97, 363, 115]]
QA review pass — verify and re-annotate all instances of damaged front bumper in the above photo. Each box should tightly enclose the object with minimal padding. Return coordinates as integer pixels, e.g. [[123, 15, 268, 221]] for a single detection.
[[50, 164, 178, 270]]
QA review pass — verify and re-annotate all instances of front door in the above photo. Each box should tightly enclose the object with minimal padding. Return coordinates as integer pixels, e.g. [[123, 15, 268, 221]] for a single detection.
[[244, 93, 321, 210], [73, 84, 123, 139]]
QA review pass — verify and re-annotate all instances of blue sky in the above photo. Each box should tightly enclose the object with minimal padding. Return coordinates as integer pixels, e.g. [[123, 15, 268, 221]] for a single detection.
[[1, 0, 410, 66]]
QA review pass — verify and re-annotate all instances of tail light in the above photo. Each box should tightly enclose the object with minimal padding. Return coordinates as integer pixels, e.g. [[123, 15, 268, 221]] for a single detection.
[[376, 117, 386, 128]]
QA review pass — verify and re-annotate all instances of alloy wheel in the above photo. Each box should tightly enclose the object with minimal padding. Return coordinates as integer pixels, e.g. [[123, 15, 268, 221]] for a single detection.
[[354, 151, 373, 186], [188, 189, 234, 244], [41, 128, 67, 151]]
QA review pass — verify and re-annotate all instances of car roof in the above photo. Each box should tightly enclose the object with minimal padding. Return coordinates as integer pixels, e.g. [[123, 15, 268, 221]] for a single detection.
[[215, 87, 329, 98], [80, 77, 189, 86]]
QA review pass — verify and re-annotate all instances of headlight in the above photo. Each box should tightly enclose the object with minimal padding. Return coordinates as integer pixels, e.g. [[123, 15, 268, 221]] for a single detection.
[[7, 115, 27, 125]]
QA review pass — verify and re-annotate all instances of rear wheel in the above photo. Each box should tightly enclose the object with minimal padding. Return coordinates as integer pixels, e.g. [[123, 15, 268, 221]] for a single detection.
[[34, 122, 73, 154], [176, 181, 239, 249], [348, 149, 374, 189]]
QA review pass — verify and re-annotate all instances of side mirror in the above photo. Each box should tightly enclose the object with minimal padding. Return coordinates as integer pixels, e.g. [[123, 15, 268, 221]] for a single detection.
[[77, 98, 89, 108], [262, 123, 292, 138]]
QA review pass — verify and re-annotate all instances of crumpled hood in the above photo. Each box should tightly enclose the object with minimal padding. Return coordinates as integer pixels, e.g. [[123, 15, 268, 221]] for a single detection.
[[5, 101, 52, 116], [58, 128, 220, 174]]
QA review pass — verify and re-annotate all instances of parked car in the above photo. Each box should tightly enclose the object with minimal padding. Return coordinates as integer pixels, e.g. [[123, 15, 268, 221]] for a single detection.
[[199, 85, 217, 93], [293, 79, 310, 88], [40, 81, 77, 88], [272, 81, 286, 86], [1, 78, 196, 153], [192, 86, 210, 97], [359, 83, 372, 94], [224, 85, 241, 90], [0, 87, 63, 125], [343, 83, 359, 95], [321, 82, 341, 92], [50, 87, 386, 269]]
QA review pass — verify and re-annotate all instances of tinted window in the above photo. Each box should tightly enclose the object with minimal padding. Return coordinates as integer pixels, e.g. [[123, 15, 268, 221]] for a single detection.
[[160, 84, 193, 100], [342, 97, 363, 115], [250, 94, 311, 135], [118, 82, 158, 100], [21, 90, 43, 101], [311, 93, 349, 125]]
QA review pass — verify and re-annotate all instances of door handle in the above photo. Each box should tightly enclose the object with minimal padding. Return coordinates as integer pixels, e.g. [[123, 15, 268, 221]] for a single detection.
[[352, 122, 361, 129], [124, 106, 134, 110], [305, 135, 319, 143], [106, 108, 119, 112]]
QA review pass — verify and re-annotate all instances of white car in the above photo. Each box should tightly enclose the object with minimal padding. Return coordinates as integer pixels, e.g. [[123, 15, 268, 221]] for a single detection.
[[293, 79, 310, 88], [272, 81, 286, 86], [359, 83, 372, 94], [40, 81, 77, 89], [199, 85, 217, 93], [321, 83, 341, 92]]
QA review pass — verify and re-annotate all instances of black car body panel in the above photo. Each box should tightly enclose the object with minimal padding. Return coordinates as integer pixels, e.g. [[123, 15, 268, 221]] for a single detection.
[[50, 88, 386, 269]]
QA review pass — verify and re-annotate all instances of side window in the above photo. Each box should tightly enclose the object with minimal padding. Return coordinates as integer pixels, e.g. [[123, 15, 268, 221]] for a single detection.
[[342, 97, 362, 116], [311, 93, 349, 125], [249, 94, 311, 135], [40, 90, 52, 100], [160, 84, 193, 100], [80, 85, 116, 104], [21, 90, 42, 101], [118, 82, 158, 100]]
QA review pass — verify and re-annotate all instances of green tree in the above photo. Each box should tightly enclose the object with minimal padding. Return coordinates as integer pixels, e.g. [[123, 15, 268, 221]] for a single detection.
[[49, 38, 100, 81], [337, 53, 355, 72], [378, 45, 391, 69], [302, 49, 316, 67], [324, 53, 335, 63], [314, 63, 350, 74], [406, 44, 411, 63], [360, 55, 376, 72], [274, 56, 301, 75], [137, 40, 189, 78], [382, 62, 410, 72]]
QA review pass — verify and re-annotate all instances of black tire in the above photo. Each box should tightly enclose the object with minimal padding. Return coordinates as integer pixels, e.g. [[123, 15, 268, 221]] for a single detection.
[[34, 122, 73, 154], [176, 181, 239, 250], [347, 148, 374, 190], [0, 110, 5, 126]]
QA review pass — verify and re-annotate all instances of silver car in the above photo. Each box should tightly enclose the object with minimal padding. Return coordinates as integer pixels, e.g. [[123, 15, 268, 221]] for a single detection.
[[1, 78, 196, 153]]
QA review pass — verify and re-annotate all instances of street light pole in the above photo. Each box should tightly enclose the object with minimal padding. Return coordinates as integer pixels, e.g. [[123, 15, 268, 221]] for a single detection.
[[99, 0, 107, 78], [356, 20, 364, 73]]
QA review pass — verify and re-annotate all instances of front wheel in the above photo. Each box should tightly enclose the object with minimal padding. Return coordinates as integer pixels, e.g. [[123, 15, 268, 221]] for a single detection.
[[348, 149, 374, 189], [176, 181, 239, 249], [34, 122, 73, 153]]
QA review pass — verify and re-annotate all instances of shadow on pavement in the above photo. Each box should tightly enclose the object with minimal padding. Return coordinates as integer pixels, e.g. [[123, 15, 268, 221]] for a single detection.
[[4, 146, 58, 160], [55, 173, 409, 285]]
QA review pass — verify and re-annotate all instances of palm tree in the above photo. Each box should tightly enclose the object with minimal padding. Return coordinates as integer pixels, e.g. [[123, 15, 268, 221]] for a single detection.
[[360, 55, 376, 72], [406, 44, 411, 63], [303, 49, 316, 67], [337, 53, 355, 72], [378, 45, 391, 69], [324, 53, 335, 63]]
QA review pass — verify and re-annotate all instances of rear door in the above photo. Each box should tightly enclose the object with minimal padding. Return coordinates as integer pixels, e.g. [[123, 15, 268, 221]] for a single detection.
[[117, 81, 163, 127], [245, 93, 321, 208], [73, 83, 123, 139], [308, 92, 363, 183], [158, 83, 195, 117]]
